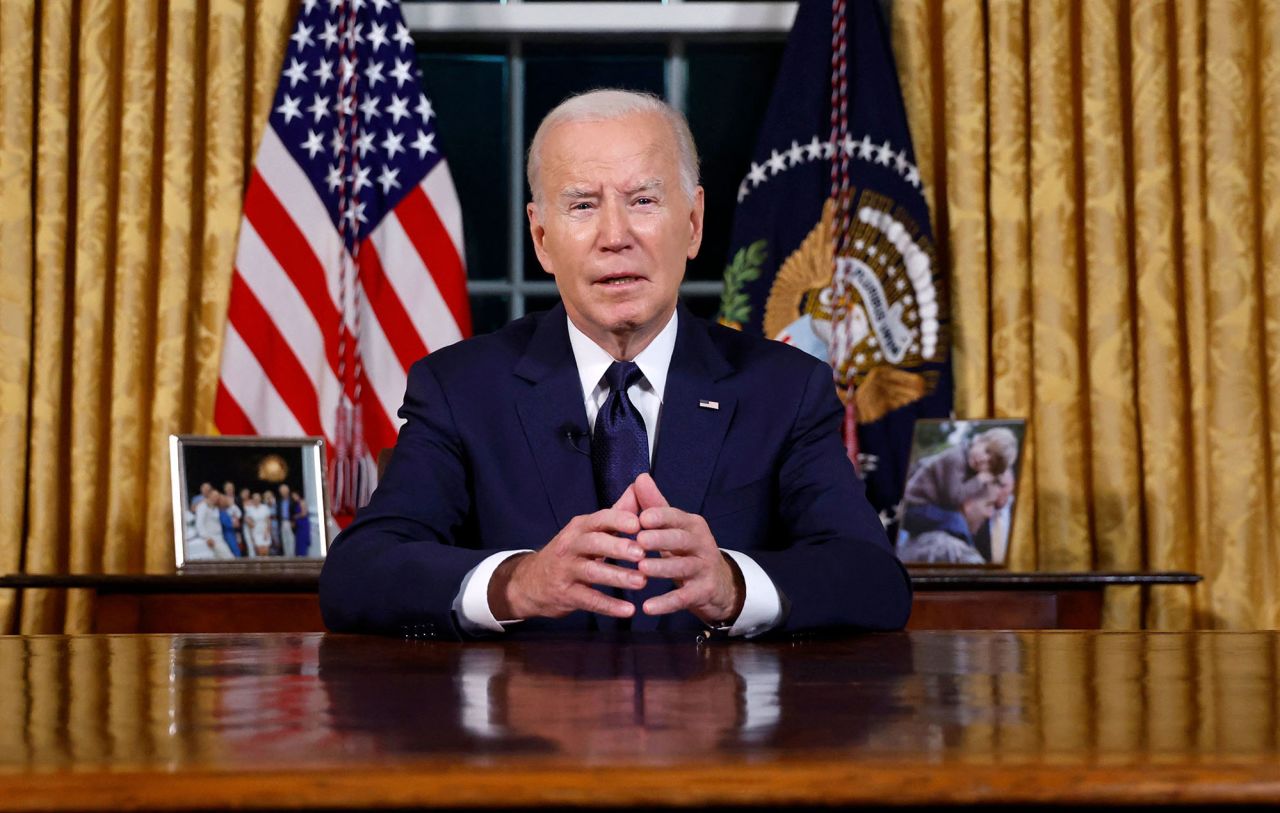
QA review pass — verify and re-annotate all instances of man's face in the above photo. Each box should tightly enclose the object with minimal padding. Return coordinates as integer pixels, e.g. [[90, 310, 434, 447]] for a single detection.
[[962, 493, 997, 532], [993, 470, 1015, 509], [527, 112, 704, 353]]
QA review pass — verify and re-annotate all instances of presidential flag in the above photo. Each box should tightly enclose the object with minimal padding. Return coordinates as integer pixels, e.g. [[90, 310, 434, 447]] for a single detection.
[[215, 0, 471, 513], [718, 0, 952, 526]]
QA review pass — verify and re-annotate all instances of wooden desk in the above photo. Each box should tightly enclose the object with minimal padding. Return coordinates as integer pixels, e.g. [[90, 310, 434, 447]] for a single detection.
[[908, 570, 1201, 629], [1, 631, 1277, 810], [0, 570, 1200, 632]]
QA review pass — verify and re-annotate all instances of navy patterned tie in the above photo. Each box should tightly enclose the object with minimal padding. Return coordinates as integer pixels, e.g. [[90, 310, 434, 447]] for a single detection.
[[591, 362, 652, 633], [591, 361, 649, 507]]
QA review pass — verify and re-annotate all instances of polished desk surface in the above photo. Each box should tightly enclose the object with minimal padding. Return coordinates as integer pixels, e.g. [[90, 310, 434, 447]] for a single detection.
[[2, 631, 1277, 810], [0, 568, 1204, 590]]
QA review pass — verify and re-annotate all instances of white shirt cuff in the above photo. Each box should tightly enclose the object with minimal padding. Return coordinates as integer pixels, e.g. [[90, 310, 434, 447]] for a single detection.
[[452, 549, 533, 635], [722, 549, 784, 638]]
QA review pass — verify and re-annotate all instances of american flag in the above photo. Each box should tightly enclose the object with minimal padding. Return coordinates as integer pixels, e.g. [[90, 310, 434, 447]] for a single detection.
[[215, 0, 470, 513]]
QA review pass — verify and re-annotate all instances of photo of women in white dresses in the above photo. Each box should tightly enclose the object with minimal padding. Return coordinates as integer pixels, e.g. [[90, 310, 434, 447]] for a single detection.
[[172, 437, 326, 566]]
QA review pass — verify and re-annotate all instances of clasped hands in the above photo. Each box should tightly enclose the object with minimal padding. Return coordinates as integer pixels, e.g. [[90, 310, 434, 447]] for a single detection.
[[489, 473, 745, 626]]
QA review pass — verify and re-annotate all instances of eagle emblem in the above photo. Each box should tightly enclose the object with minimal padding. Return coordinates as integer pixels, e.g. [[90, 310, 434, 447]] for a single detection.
[[765, 194, 946, 425]]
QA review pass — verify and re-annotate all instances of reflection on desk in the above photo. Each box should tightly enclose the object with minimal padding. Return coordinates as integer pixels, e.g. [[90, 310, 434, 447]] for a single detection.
[[1, 631, 1278, 809]]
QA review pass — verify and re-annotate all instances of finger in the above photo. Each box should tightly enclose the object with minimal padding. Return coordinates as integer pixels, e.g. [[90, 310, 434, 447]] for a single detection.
[[574, 531, 645, 562], [567, 584, 636, 618], [637, 554, 702, 581], [639, 505, 701, 532], [641, 585, 697, 616], [580, 507, 642, 536], [612, 484, 640, 515], [579, 558, 647, 591], [634, 472, 669, 511], [636, 527, 697, 555]]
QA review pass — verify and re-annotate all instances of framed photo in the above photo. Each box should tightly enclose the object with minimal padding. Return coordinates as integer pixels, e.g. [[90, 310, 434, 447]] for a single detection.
[[169, 435, 330, 568], [895, 418, 1027, 568]]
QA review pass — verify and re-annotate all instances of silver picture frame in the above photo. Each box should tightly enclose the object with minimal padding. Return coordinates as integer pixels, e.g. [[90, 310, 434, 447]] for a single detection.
[[169, 434, 330, 569]]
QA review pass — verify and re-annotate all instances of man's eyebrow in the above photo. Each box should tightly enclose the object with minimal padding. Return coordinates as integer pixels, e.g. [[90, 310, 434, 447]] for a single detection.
[[557, 186, 597, 201], [625, 179, 664, 195]]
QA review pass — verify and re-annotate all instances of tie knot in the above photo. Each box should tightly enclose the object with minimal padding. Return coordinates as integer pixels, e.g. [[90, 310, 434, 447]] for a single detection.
[[604, 361, 644, 394]]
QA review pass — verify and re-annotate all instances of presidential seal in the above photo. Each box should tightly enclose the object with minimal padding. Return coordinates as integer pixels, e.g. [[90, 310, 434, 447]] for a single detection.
[[766, 193, 946, 425]]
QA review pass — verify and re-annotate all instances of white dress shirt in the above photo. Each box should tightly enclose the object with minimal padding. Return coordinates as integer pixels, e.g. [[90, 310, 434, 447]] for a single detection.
[[452, 309, 785, 638]]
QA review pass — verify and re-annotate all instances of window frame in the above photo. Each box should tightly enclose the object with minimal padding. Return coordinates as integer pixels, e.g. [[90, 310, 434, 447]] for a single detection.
[[407, 1, 798, 327]]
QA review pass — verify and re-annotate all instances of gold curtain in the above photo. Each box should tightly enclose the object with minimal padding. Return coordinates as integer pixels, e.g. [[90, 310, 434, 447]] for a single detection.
[[893, 0, 1280, 629], [0, 0, 292, 633]]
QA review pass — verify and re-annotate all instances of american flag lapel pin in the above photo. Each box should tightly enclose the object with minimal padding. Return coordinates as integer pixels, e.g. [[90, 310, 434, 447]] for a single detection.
[[698, 399, 720, 410]]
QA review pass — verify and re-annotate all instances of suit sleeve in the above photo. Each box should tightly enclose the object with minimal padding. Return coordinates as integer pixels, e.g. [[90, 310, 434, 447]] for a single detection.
[[746, 361, 913, 632], [319, 360, 504, 638]]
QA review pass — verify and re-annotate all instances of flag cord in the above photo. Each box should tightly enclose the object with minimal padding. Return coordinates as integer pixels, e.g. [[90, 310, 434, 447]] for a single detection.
[[828, 0, 860, 473], [332, 0, 371, 513]]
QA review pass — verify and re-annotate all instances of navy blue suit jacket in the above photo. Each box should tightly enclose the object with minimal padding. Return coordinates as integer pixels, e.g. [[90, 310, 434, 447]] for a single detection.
[[319, 303, 912, 639]]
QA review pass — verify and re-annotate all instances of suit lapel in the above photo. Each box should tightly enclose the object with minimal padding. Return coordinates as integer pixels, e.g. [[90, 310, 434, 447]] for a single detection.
[[513, 305, 599, 531], [651, 306, 736, 515]]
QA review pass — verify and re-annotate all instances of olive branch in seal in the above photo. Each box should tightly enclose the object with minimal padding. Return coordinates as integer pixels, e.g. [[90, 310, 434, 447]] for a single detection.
[[717, 239, 768, 329]]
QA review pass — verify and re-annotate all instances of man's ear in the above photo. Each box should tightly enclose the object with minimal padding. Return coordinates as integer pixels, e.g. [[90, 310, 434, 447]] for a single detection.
[[527, 202, 553, 274], [686, 186, 705, 260]]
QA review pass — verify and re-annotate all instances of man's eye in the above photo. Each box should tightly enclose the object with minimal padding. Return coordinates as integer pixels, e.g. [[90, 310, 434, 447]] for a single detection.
[[570, 202, 594, 211], [634, 197, 656, 206]]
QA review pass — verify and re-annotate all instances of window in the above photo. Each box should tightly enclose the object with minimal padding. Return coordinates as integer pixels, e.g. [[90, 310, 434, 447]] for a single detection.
[[408, 1, 795, 334]]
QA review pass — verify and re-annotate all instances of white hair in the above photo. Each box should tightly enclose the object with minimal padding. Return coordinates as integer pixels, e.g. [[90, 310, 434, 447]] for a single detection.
[[526, 89, 700, 205]]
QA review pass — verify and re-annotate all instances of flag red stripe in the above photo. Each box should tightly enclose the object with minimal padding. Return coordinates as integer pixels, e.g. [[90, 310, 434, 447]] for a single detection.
[[214, 381, 256, 435], [243, 171, 342, 371], [396, 186, 472, 337], [358, 369, 400, 455], [227, 273, 327, 438], [357, 242, 427, 372]]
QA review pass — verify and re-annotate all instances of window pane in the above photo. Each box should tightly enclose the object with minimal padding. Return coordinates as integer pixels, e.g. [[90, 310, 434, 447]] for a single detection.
[[418, 52, 510, 281], [522, 45, 667, 281], [684, 41, 785, 284], [525, 294, 562, 318], [469, 294, 512, 336], [680, 294, 722, 323]]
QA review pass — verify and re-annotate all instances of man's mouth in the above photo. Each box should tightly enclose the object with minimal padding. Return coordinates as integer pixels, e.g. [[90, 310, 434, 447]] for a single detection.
[[595, 274, 644, 286]]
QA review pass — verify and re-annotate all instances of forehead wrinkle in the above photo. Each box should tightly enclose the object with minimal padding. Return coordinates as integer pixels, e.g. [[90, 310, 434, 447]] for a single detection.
[[555, 176, 667, 203], [558, 186, 597, 200], [625, 178, 664, 195]]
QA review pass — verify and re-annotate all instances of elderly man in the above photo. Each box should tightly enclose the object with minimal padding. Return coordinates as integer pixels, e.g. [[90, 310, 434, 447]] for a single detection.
[[320, 89, 911, 640]]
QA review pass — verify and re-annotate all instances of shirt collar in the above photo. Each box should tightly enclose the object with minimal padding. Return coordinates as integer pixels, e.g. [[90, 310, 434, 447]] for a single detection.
[[565, 308, 679, 401]]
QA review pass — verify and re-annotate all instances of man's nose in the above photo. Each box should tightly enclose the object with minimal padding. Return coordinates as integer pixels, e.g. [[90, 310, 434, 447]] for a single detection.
[[597, 200, 631, 250]]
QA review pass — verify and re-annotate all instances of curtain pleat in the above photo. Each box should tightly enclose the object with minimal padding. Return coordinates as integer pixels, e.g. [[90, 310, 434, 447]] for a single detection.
[[148, 0, 204, 579], [1258, 0, 1280, 627], [896, 0, 1280, 628], [1129, 0, 1195, 631], [103, 0, 160, 578], [940, 2, 989, 418], [0, 0, 38, 633], [986, 0, 1038, 573], [1203, 2, 1272, 628], [1079, 0, 1142, 627], [23, 0, 76, 633], [1027, 0, 1092, 572]]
